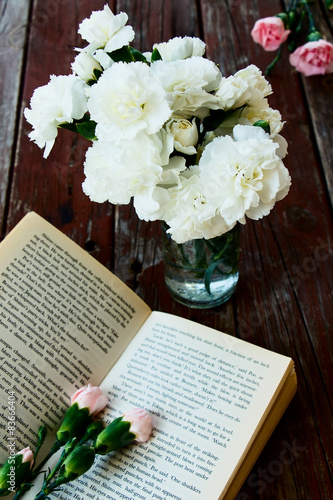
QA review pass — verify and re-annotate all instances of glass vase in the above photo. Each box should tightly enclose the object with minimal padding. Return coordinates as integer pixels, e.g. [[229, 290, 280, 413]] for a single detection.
[[161, 223, 240, 309]]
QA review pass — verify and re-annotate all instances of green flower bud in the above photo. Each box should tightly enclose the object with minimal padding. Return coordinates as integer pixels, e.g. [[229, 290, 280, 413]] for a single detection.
[[37, 425, 47, 442], [93, 417, 136, 455], [288, 11, 296, 30], [307, 30, 322, 42], [56, 403, 91, 445], [58, 446, 95, 482]]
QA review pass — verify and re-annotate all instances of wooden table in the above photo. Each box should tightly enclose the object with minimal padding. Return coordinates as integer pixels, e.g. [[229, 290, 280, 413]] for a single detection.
[[1, 1, 332, 498]]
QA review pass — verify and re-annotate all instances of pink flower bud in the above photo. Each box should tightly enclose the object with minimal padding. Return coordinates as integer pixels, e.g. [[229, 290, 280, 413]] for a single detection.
[[123, 408, 153, 443], [17, 447, 34, 469], [70, 384, 108, 416], [289, 40, 333, 76], [251, 17, 290, 52]]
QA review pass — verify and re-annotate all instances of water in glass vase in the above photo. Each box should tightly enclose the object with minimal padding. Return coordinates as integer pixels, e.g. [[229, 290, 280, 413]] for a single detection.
[[161, 223, 240, 309]]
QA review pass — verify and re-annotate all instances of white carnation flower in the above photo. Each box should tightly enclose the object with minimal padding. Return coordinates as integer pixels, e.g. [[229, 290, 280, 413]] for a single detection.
[[215, 75, 249, 109], [197, 125, 291, 225], [216, 64, 272, 110], [151, 57, 222, 118], [24, 74, 87, 158], [234, 64, 272, 102], [87, 61, 171, 141], [82, 130, 174, 205], [78, 5, 134, 53], [153, 36, 206, 61], [164, 170, 233, 243]]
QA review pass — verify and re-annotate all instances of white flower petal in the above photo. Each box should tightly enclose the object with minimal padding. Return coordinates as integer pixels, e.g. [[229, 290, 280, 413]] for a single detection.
[[151, 57, 222, 117], [153, 36, 206, 61], [105, 25, 135, 52], [82, 132, 173, 206], [197, 125, 290, 226], [24, 74, 87, 158], [88, 61, 171, 141], [78, 6, 134, 51]]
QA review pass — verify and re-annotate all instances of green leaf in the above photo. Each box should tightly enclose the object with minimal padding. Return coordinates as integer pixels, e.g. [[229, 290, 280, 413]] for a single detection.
[[59, 122, 77, 133], [59, 113, 97, 140], [93, 68, 103, 80], [76, 120, 97, 141], [108, 46, 135, 63], [203, 109, 228, 132], [253, 120, 270, 134], [130, 47, 148, 62], [151, 48, 162, 61], [203, 106, 245, 133], [204, 261, 221, 294]]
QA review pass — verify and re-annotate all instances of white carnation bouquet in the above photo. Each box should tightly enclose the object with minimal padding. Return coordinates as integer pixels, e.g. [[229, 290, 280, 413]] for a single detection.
[[24, 5, 291, 244]]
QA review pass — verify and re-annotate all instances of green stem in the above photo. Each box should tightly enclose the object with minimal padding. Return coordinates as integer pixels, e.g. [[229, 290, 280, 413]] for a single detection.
[[44, 454, 63, 484], [302, 0, 316, 31], [44, 439, 76, 485], [35, 476, 70, 500], [33, 426, 48, 463], [13, 484, 33, 500], [265, 45, 283, 75], [31, 440, 62, 479], [288, 0, 299, 13], [295, 8, 306, 34], [34, 492, 49, 500]]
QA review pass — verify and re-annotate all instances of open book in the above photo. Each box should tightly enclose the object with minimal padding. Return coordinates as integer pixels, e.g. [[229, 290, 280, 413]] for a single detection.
[[0, 212, 296, 500]]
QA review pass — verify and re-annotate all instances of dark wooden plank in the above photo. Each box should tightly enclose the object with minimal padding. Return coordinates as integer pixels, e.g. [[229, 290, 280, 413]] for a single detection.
[[0, 0, 31, 236], [6, 0, 117, 268], [300, 0, 333, 207]]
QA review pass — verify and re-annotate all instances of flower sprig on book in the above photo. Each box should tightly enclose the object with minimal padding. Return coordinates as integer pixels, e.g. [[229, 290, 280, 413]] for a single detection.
[[251, 0, 333, 75], [0, 385, 152, 499], [24, 4, 291, 244]]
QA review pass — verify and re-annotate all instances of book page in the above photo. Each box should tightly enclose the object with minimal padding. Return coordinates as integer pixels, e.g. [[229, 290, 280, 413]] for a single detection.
[[0, 212, 151, 464], [53, 311, 293, 500]]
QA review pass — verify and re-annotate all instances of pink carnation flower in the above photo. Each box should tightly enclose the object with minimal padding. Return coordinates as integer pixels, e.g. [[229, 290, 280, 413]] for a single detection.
[[251, 16, 290, 51], [123, 408, 153, 443], [289, 40, 333, 76], [71, 384, 108, 416]]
